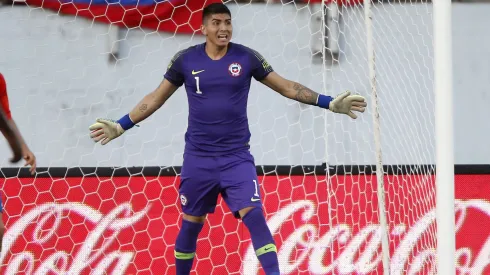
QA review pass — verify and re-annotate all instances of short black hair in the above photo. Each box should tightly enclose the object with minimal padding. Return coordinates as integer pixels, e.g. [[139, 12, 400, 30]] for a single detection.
[[202, 3, 231, 23]]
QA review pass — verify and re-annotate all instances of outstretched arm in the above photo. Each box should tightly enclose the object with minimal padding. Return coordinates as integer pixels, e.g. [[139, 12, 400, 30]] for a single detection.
[[127, 79, 179, 125], [90, 48, 186, 145], [89, 79, 179, 145], [260, 72, 321, 105], [260, 72, 367, 119]]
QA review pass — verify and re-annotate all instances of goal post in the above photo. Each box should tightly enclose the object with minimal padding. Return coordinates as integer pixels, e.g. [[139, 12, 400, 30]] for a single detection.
[[433, 0, 456, 274], [319, 0, 455, 272], [356, 0, 456, 273]]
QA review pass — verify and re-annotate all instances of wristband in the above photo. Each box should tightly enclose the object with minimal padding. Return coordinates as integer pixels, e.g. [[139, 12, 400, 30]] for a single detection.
[[317, 94, 333, 109], [117, 114, 135, 130]]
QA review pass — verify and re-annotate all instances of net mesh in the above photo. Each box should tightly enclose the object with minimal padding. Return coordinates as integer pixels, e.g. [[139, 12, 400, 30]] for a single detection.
[[0, 0, 436, 274]]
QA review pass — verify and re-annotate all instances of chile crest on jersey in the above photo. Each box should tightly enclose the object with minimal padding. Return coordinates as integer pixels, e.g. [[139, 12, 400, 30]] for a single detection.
[[228, 62, 242, 77]]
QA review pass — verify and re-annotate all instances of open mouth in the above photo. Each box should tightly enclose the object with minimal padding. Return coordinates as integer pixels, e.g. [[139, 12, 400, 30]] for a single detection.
[[218, 34, 228, 42]]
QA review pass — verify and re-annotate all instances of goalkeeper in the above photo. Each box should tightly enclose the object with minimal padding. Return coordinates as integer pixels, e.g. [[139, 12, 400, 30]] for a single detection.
[[89, 3, 366, 274]]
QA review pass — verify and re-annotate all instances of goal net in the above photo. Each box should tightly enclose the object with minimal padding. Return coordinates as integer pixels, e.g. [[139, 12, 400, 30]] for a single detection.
[[0, 0, 445, 274]]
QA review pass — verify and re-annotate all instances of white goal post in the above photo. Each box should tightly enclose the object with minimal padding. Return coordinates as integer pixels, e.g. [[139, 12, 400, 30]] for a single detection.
[[433, 0, 456, 274], [321, 0, 455, 273]]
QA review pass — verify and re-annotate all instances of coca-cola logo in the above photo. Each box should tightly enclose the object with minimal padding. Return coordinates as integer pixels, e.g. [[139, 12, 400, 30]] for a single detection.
[[1, 175, 490, 275], [0, 202, 150, 274], [243, 199, 490, 275]]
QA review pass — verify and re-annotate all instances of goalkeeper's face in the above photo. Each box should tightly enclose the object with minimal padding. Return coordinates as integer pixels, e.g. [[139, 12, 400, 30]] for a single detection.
[[201, 13, 233, 47]]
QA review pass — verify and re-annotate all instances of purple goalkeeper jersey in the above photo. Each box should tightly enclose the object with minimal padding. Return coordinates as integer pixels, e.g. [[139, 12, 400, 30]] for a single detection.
[[164, 42, 274, 156]]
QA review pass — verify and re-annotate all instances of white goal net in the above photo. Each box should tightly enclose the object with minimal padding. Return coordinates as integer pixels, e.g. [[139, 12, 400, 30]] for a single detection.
[[0, 0, 444, 274]]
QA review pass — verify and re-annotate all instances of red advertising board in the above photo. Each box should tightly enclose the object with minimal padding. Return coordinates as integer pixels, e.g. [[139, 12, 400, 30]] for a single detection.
[[0, 173, 488, 274]]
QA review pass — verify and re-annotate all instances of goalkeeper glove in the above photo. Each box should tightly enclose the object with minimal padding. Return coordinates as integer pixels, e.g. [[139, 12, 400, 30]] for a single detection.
[[89, 118, 125, 145], [328, 91, 367, 119]]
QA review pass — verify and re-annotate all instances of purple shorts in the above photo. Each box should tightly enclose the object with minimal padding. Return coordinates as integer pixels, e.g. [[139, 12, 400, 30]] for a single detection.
[[178, 150, 262, 218]]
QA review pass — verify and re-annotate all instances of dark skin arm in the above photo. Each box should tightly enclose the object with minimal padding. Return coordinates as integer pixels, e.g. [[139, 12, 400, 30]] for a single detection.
[[0, 118, 36, 174], [0, 109, 22, 163]]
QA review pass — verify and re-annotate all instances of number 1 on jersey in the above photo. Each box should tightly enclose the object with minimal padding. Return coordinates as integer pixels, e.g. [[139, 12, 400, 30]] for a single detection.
[[194, 76, 202, 94], [253, 179, 259, 197]]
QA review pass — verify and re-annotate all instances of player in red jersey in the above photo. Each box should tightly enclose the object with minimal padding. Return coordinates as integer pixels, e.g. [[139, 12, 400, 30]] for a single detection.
[[0, 74, 36, 172], [0, 73, 37, 251]]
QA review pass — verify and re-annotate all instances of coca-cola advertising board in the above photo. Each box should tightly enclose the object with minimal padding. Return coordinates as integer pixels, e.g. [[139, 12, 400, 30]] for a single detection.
[[0, 166, 489, 274]]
